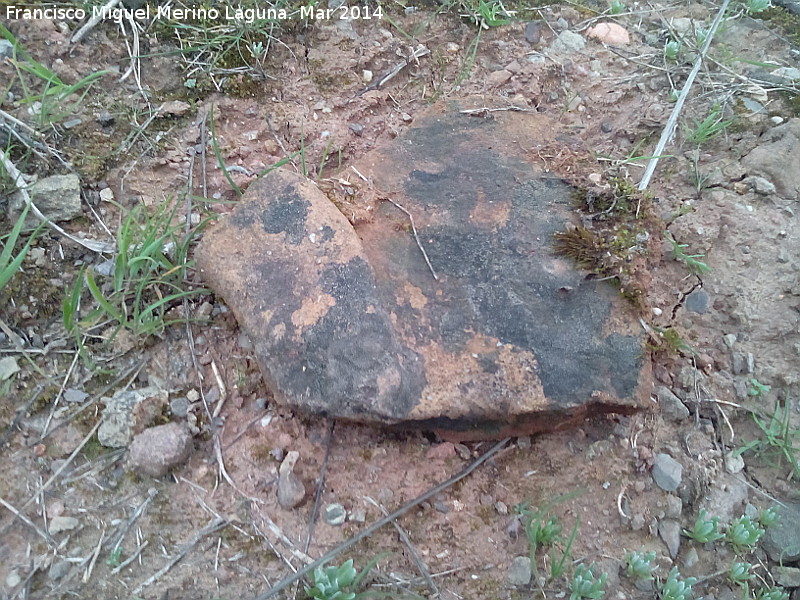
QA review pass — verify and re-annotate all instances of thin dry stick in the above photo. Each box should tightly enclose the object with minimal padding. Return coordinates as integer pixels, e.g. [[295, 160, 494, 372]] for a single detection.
[[252, 438, 510, 600], [132, 517, 229, 596], [83, 528, 106, 583], [304, 421, 335, 554], [0, 148, 114, 253], [365, 497, 438, 596], [71, 0, 120, 43], [637, 0, 732, 193], [0, 495, 54, 547], [42, 351, 80, 437], [384, 198, 438, 281], [108, 487, 158, 552], [111, 540, 149, 574], [21, 418, 103, 511], [210, 359, 227, 419]]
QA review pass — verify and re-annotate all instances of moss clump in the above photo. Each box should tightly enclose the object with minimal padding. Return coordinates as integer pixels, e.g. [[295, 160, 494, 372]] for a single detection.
[[555, 177, 658, 308]]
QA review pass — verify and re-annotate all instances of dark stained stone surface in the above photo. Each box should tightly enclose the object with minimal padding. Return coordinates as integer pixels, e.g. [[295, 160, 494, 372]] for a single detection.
[[196, 99, 651, 440]]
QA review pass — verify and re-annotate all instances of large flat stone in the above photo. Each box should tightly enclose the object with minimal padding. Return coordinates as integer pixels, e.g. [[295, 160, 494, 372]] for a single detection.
[[196, 100, 650, 439]]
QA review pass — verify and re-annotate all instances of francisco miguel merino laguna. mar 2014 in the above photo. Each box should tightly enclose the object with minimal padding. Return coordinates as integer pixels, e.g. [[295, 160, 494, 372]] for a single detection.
[[5, 3, 384, 23]]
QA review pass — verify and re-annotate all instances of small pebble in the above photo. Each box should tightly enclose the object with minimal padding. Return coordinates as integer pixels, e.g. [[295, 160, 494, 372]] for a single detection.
[[507, 556, 532, 586], [323, 503, 347, 526], [348, 508, 366, 523]]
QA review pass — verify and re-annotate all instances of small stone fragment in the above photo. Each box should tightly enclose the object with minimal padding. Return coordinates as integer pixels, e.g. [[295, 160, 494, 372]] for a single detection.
[[666, 494, 682, 518], [11, 174, 82, 228], [49, 515, 79, 534], [277, 451, 306, 509], [723, 452, 745, 474], [762, 502, 800, 563], [48, 559, 71, 581], [743, 176, 776, 195], [655, 386, 689, 422], [652, 453, 683, 492], [62, 118, 82, 130], [683, 547, 699, 568], [771, 67, 800, 81], [349, 123, 364, 136], [63, 388, 89, 403], [486, 69, 513, 88], [549, 30, 586, 54], [525, 21, 543, 44], [348, 508, 366, 523], [723, 333, 737, 347], [158, 100, 191, 117], [169, 396, 190, 418], [127, 423, 193, 477], [658, 518, 681, 558], [0, 40, 13, 59], [774, 566, 800, 588], [507, 556, 532, 586], [97, 110, 115, 127], [0, 356, 20, 381], [684, 289, 709, 314], [5, 570, 21, 588], [586, 22, 630, 45], [323, 503, 347, 526], [99, 386, 168, 448]]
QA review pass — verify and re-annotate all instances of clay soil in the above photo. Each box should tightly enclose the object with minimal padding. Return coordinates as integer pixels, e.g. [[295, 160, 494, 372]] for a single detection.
[[1, 3, 799, 600]]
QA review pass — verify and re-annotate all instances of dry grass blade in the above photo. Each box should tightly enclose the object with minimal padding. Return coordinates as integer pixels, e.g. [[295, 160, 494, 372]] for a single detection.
[[131, 517, 229, 595], [637, 0, 732, 192]]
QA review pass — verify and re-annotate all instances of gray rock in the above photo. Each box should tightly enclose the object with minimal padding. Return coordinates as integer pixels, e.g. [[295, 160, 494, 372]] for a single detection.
[[630, 513, 646, 531], [655, 386, 689, 422], [63, 388, 89, 403], [0, 356, 20, 381], [723, 451, 745, 474], [48, 515, 79, 534], [323, 503, 347, 526], [549, 30, 586, 54], [62, 118, 82, 130], [684, 289, 709, 314], [277, 451, 306, 510], [775, 566, 800, 588], [700, 472, 749, 524], [169, 396, 190, 418], [658, 518, 681, 558], [10, 174, 83, 229], [486, 69, 513, 88], [762, 502, 800, 563], [195, 103, 650, 440], [723, 333, 737, 347], [349, 123, 364, 136], [127, 423, 193, 477], [525, 21, 543, 44], [743, 176, 777, 195], [682, 546, 699, 568], [99, 386, 168, 448], [97, 110, 115, 127], [652, 454, 683, 492], [666, 494, 683, 518], [0, 39, 13, 59], [732, 352, 749, 375], [348, 508, 366, 523], [507, 556, 532, 586], [48, 559, 71, 581], [742, 119, 800, 200], [771, 67, 800, 81]]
